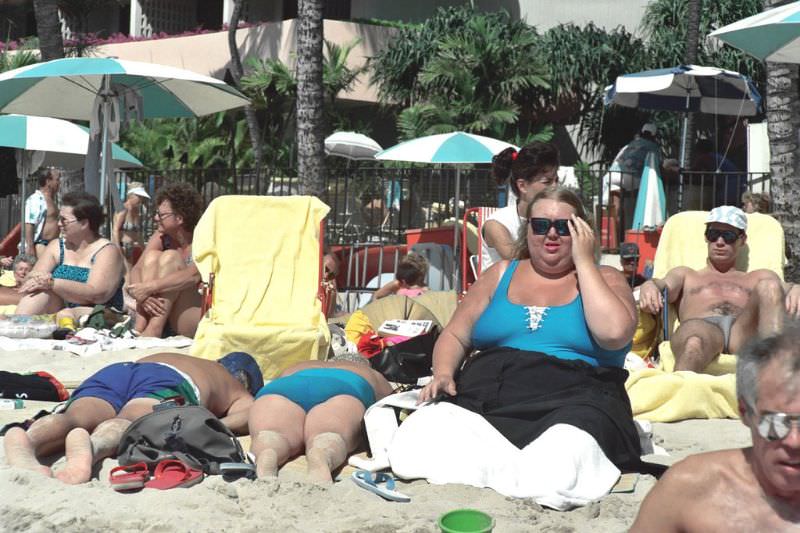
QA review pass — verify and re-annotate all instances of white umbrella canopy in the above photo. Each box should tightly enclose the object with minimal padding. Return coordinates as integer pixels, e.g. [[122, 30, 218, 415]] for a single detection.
[[709, 2, 800, 63], [325, 131, 382, 160], [376, 132, 519, 289]]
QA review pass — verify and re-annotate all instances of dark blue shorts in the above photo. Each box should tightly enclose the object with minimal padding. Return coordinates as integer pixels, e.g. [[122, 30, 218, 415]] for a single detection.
[[68, 362, 199, 413], [255, 368, 375, 412]]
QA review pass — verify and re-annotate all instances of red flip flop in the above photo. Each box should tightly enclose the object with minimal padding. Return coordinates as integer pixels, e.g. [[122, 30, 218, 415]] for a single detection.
[[144, 459, 203, 490], [110, 462, 149, 492]]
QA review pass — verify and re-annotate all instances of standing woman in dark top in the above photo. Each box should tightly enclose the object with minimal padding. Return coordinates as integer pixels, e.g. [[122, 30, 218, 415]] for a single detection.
[[126, 182, 204, 338], [15, 192, 124, 314]]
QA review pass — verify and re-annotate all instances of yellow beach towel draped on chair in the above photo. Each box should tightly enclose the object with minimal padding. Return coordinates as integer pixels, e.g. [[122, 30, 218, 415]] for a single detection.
[[190, 195, 331, 379], [625, 211, 785, 421]]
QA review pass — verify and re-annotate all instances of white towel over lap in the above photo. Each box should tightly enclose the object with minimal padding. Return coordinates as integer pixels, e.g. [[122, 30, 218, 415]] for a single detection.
[[387, 402, 620, 510]]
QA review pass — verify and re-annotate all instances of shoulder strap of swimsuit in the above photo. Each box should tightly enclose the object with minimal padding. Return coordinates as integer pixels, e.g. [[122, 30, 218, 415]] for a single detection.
[[58, 237, 65, 265], [496, 259, 519, 296], [90, 241, 115, 264]]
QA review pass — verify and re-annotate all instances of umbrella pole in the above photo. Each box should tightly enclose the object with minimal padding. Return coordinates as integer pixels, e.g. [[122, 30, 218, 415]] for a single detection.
[[18, 150, 26, 255], [678, 111, 689, 211], [453, 167, 461, 292], [100, 75, 112, 237]]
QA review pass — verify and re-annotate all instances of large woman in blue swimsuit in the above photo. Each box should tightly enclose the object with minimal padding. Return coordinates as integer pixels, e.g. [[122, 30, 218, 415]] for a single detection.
[[248, 359, 394, 483], [418, 186, 642, 473], [15, 192, 125, 315]]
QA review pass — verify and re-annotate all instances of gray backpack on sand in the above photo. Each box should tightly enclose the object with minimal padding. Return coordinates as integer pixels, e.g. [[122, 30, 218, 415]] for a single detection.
[[117, 403, 253, 477]]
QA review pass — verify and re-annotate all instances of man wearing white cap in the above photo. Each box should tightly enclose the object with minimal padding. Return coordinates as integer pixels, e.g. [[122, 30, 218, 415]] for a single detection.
[[112, 182, 150, 274], [639, 206, 800, 372]]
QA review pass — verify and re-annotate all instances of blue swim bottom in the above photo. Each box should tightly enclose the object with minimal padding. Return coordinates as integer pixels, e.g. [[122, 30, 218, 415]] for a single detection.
[[68, 362, 199, 413], [255, 368, 376, 412]]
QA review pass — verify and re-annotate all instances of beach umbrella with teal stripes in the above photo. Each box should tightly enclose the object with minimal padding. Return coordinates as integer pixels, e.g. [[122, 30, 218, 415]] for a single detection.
[[376, 132, 519, 289], [710, 2, 800, 63], [0, 57, 248, 207]]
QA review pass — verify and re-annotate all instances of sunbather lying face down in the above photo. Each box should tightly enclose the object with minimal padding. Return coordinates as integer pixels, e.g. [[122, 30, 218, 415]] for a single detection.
[[248, 359, 393, 483], [126, 182, 204, 338], [4, 352, 260, 485], [638, 206, 797, 372], [631, 327, 800, 531], [417, 187, 643, 482]]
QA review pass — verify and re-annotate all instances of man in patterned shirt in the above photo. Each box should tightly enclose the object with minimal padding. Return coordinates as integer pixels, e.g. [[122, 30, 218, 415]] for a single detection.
[[24, 167, 60, 258]]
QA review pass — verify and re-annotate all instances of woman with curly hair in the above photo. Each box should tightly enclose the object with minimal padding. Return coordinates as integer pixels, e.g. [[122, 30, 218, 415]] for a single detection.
[[127, 182, 204, 338]]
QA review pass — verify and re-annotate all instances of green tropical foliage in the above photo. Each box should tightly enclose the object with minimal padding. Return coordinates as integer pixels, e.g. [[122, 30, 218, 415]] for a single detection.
[[372, 7, 549, 141], [120, 38, 368, 171]]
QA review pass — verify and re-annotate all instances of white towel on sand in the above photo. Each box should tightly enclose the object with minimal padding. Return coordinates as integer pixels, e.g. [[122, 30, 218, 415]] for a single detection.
[[387, 402, 621, 510]]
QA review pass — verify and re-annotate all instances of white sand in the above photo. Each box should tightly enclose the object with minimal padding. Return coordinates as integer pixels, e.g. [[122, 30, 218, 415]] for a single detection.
[[0, 347, 750, 532]]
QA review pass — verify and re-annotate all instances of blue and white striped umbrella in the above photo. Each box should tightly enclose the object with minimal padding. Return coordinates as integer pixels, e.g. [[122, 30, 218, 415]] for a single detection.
[[375, 132, 518, 164], [710, 2, 800, 63], [604, 65, 762, 116]]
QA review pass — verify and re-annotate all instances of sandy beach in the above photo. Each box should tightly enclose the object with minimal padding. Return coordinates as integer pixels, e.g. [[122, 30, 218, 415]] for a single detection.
[[0, 347, 750, 532]]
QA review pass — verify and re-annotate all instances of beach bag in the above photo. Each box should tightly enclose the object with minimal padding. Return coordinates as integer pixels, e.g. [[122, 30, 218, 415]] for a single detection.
[[369, 328, 439, 384], [116, 403, 250, 476]]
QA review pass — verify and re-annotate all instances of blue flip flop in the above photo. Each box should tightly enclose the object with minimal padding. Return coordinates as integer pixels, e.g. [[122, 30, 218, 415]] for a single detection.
[[351, 470, 411, 502]]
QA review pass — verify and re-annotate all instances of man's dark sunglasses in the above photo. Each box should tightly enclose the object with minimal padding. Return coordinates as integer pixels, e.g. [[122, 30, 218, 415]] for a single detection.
[[530, 218, 570, 236], [705, 228, 742, 244]]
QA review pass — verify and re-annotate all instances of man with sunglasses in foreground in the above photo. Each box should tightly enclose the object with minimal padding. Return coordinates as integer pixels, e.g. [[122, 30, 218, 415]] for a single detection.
[[639, 206, 799, 372], [631, 326, 800, 530]]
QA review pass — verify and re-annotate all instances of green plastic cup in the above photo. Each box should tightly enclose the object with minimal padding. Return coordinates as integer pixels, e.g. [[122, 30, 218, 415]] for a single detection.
[[438, 509, 495, 533]]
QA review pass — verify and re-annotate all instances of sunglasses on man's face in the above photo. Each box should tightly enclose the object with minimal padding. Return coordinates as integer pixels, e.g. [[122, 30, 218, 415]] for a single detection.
[[530, 218, 570, 236], [705, 228, 742, 245], [754, 411, 800, 442]]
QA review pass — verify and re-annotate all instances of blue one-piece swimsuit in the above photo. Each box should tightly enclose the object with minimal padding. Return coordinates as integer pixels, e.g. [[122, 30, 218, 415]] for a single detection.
[[255, 368, 376, 411], [471, 260, 629, 367], [52, 238, 125, 309]]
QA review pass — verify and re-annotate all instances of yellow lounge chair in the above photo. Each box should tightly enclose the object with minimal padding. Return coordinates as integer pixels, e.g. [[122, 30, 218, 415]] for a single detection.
[[190, 195, 331, 379]]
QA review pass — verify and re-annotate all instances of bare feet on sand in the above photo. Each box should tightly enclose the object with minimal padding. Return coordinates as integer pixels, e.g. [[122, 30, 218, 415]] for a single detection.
[[3, 427, 53, 477], [54, 428, 94, 484]]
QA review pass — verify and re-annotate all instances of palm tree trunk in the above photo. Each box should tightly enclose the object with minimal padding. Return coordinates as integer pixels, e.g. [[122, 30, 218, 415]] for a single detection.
[[227, 0, 264, 188], [682, 0, 701, 170], [296, 0, 326, 197], [33, 0, 64, 61], [764, 0, 800, 282]]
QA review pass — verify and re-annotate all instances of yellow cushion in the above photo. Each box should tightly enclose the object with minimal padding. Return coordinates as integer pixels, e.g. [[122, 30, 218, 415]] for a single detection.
[[191, 196, 331, 380], [625, 368, 739, 422], [0, 270, 15, 287]]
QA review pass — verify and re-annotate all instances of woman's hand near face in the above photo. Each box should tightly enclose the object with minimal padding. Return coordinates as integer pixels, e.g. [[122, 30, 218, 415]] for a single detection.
[[568, 214, 596, 267]]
